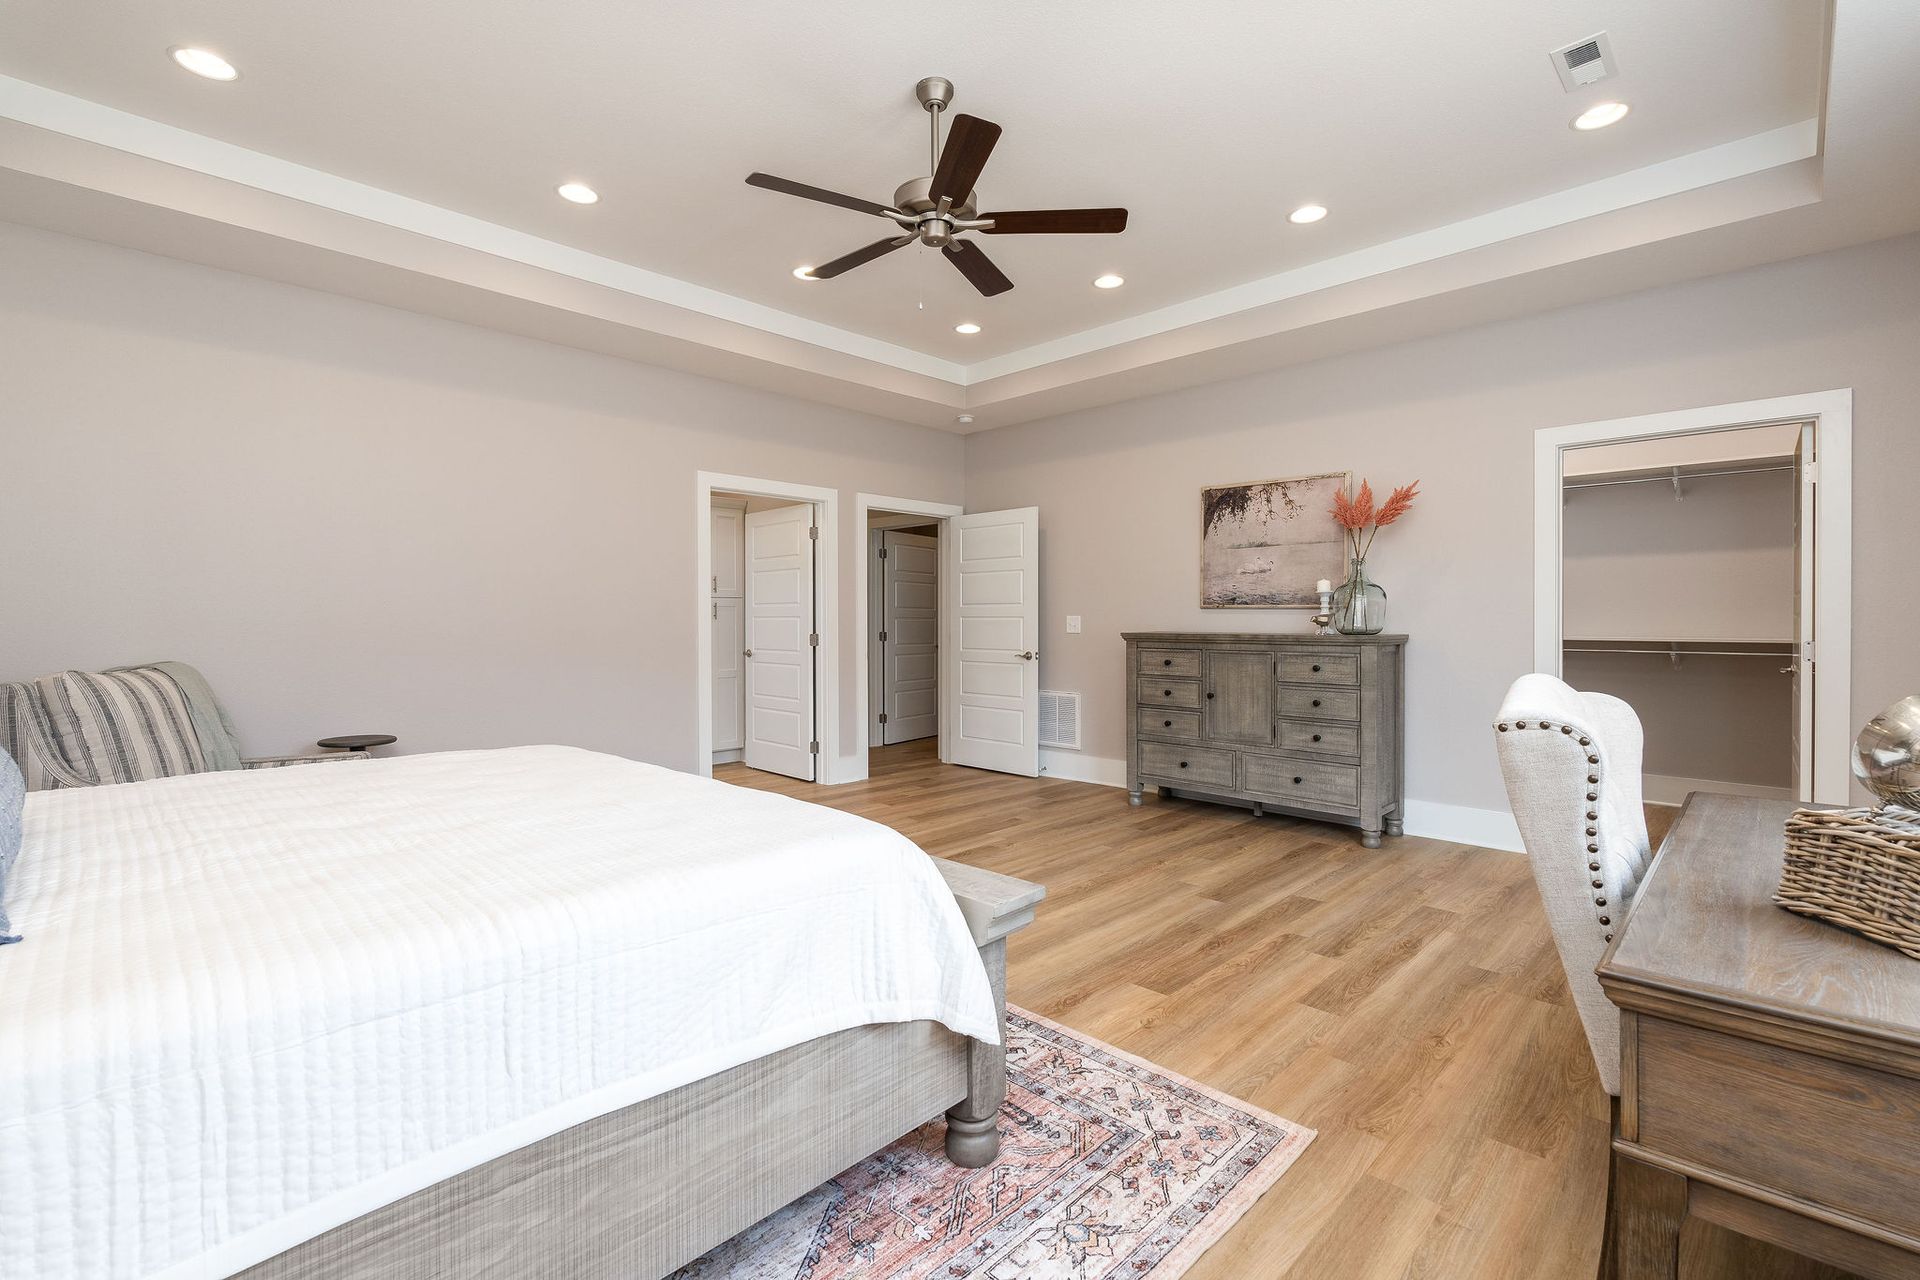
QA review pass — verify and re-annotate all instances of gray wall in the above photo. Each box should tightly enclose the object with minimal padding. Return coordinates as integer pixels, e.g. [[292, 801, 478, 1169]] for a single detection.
[[0, 222, 963, 770], [965, 233, 1920, 813]]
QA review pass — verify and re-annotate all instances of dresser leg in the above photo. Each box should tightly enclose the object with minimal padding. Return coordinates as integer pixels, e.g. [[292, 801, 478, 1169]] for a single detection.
[[1360, 827, 1383, 849], [1127, 788, 1142, 807], [1384, 814, 1404, 837], [1607, 1151, 1685, 1279]]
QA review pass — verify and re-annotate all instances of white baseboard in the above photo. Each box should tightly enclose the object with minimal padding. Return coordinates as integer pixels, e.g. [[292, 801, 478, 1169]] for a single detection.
[[1038, 750, 1128, 788], [1032, 750, 1523, 851], [711, 748, 742, 765], [1643, 773, 1794, 806], [1398, 799, 1523, 852]]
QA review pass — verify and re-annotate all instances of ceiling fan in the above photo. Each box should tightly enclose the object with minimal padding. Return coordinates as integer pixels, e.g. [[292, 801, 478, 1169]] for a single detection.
[[745, 77, 1128, 298]]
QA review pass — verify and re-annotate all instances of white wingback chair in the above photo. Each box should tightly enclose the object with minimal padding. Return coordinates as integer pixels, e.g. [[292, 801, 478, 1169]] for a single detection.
[[1494, 674, 1652, 1095]]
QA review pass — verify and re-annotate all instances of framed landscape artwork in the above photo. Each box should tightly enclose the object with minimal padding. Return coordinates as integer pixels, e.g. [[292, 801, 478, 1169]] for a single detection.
[[1201, 471, 1350, 608]]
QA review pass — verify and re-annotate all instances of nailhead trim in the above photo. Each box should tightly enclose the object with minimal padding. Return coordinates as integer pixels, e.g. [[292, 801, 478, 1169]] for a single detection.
[[1498, 715, 1617, 941]]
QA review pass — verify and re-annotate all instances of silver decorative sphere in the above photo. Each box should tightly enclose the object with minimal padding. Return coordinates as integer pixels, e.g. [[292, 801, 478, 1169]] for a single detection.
[[1853, 695, 1920, 808]]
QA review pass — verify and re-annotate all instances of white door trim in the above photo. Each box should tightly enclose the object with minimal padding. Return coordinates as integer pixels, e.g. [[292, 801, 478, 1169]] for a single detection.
[[1532, 389, 1853, 804], [850, 492, 963, 784], [694, 472, 839, 782]]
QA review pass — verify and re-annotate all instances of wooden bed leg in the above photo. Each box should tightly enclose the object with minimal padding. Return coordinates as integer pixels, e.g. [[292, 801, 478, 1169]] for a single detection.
[[947, 937, 1007, 1167], [930, 858, 1044, 1170]]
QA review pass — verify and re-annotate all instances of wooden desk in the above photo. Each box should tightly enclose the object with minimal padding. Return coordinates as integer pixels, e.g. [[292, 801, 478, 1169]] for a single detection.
[[1598, 792, 1920, 1279]]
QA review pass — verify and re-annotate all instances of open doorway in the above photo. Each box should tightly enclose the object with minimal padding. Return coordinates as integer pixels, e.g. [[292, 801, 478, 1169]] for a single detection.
[[866, 511, 942, 770], [695, 473, 839, 784], [1534, 390, 1852, 812]]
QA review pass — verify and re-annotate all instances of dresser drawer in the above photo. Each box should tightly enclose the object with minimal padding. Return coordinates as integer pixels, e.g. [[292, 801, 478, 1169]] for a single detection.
[[1139, 678, 1202, 710], [1139, 742, 1236, 790], [1277, 652, 1359, 685], [1278, 719, 1359, 756], [1243, 756, 1360, 809], [1278, 687, 1359, 721], [1137, 648, 1202, 678], [1138, 708, 1202, 741]]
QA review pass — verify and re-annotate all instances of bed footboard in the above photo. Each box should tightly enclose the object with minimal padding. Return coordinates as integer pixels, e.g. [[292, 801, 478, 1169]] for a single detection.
[[932, 857, 1045, 1168]]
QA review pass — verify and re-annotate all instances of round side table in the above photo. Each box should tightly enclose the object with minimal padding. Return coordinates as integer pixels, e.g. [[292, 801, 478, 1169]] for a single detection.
[[317, 734, 397, 754]]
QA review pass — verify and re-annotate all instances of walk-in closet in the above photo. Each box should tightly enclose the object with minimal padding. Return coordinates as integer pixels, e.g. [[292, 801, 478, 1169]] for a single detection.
[[1559, 423, 1808, 805]]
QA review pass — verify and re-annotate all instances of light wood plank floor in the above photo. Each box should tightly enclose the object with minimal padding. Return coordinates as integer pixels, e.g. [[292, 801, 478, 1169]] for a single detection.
[[719, 742, 1844, 1280]]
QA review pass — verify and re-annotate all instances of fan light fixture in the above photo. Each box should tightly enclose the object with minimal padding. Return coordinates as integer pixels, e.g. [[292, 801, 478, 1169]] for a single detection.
[[1288, 204, 1328, 225], [556, 182, 600, 205], [954, 323, 981, 335], [170, 47, 238, 81], [1093, 274, 1125, 289], [792, 266, 818, 280], [1573, 102, 1630, 131]]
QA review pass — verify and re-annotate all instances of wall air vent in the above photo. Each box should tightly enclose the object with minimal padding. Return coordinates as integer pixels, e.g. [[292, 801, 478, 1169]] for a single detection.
[[1551, 32, 1617, 92], [1039, 690, 1081, 750]]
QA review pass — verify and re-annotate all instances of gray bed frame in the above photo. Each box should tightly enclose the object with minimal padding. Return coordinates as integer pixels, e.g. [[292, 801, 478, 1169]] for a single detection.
[[236, 857, 1044, 1280]]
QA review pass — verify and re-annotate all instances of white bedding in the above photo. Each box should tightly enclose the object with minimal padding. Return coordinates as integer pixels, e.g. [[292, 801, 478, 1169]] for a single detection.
[[0, 746, 998, 1280]]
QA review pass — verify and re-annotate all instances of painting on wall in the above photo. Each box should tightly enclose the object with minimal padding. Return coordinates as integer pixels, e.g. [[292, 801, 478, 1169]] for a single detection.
[[1201, 471, 1350, 608]]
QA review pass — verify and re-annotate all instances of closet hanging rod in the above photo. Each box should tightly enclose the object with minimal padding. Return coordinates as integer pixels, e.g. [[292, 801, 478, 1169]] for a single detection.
[[1562, 463, 1793, 492], [1563, 645, 1794, 658]]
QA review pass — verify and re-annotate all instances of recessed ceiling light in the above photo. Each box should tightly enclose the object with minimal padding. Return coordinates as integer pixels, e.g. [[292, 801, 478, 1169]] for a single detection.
[[1288, 204, 1328, 225], [956, 414, 975, 425], [1092, 273, 1125, 289], [954, 323, 981, 335], [1573, 101, 1630, 131], [556, 182, 600, 205], [792, 266, 818, 280], [169, 47, 238, 81]]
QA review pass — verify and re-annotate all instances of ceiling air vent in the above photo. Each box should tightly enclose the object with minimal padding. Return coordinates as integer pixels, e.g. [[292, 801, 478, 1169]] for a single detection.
[[1551, 32, 1617, 92], [1039, 690, 1080, 751]]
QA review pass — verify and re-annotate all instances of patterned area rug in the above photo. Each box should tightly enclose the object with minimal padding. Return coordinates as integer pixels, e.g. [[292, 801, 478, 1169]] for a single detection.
[[673, 1008, 1315, 1279]]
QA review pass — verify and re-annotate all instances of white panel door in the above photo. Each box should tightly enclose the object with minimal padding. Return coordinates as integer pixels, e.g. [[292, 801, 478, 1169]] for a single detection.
[[711, 503, 745, 597], [881, 530, 939, 744], [1792, 422, 1816, 802], [710, 597, 744, 752], [744, 504, 816, 781], [945, 507, 1039, 776]]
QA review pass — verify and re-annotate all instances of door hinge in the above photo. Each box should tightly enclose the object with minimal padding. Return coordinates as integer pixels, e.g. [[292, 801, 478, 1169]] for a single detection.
[[879, 712, 889, 724], [878, 546, 888, 559], [711, 603, 717, 619], [809, 632, 820, 647], [879, 630, 888, 642], [1804, 461, 1819, 484], [809, 740, 820, 754], [809, 525, 819, 541]]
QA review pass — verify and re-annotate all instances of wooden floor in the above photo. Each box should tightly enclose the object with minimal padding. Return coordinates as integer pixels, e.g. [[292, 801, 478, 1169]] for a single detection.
[[718, 743, 1844, 1280]]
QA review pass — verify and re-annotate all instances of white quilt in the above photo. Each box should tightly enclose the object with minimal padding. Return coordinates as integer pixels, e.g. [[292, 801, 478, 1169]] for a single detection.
[[0, 747, 998, 1280]]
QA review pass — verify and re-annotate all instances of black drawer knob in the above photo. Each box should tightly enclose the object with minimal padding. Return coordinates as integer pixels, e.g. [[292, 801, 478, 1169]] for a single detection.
[[1293, 776, 1304, 785], [1311, 664, 1322, 673], [1311, 698, 1322, 708], [1179, 761, 1190, 769], [1312, 733, 1322, 742], [1163, 657, 1173, 666], [1206, 691, 1215, 700], [1163, 689, 1174, 697], [1163, 719, 1173, 727]]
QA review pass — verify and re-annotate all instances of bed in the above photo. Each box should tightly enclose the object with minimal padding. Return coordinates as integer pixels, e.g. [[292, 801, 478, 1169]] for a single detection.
[[0, 745, 1043, 1280]]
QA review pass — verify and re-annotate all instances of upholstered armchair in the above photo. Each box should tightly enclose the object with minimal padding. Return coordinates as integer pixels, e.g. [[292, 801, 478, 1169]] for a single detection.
[[0, 662, 366, 791], [1493, 673, 1652, 1096]]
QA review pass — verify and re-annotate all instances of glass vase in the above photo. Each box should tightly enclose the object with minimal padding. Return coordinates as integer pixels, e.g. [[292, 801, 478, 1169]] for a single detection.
[[1332, 559, 1387, 635]]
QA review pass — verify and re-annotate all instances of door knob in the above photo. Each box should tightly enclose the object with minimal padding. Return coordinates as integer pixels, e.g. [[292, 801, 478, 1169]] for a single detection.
[[1016, 651, 1038, 660], [743, 649, 753, 657]]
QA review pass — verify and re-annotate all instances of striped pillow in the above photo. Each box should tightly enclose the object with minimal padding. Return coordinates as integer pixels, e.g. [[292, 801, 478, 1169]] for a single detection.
[[0, 746, 21, 943], [35, 668, 209, 786]]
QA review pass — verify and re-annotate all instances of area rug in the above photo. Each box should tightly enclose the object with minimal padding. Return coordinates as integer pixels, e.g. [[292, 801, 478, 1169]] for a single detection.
[[672, 1008, 1315, 1279]]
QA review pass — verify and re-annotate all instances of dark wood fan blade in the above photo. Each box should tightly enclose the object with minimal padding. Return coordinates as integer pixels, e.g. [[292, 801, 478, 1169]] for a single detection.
[[929, 114, 1002, 204], [745, 173, 900, 219], [807, 237, 910, 279], [943, 240, 1013, 297], [979, 208, 1129, 235]]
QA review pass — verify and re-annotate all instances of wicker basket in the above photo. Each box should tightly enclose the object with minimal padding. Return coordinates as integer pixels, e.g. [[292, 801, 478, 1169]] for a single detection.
[[1777, 805, 1920, 960]]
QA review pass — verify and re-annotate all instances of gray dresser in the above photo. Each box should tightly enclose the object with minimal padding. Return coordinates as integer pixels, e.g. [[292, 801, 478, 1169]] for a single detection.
[[1124, 632, 1406, 846]]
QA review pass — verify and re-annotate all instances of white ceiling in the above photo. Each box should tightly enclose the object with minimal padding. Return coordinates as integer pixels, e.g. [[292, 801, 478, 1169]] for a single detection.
[[0, 2, 1914, 430]]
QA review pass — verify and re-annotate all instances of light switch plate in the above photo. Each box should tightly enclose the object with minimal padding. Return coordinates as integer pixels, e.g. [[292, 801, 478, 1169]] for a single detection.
[[1065, 615, 1082, 633]]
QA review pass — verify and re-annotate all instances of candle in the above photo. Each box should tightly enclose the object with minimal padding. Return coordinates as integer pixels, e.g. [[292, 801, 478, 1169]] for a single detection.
[[1315, 579, 1332, 595]]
